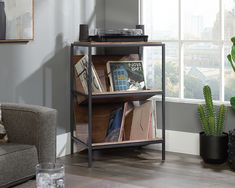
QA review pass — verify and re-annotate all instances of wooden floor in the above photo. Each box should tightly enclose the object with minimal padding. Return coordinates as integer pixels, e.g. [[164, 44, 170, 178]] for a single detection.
[[56, 148, 235, 188]]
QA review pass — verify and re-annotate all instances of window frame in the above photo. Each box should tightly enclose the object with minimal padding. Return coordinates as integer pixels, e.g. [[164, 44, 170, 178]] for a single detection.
[[140, 0, 233, 103]]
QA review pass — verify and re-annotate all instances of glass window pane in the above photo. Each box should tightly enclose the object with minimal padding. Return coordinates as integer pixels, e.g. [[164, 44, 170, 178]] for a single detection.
[[182, 0, 219, 40], [144, 43, 180, 97], [224, 43, 235, 101], [184, 43, 220, 100], [142, 0, 179, 40], [224, 0, 235, 41]]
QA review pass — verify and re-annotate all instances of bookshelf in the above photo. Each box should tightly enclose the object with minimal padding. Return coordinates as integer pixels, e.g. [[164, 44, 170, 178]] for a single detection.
[[70, 41, 166, 167]]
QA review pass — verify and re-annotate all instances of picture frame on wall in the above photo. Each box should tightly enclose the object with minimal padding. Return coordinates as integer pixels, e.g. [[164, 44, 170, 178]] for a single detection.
[[0, 0, 34, 42]]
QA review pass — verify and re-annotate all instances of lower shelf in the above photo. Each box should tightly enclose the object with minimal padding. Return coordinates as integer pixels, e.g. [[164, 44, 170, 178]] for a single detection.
[[92, 138, 163, 150]]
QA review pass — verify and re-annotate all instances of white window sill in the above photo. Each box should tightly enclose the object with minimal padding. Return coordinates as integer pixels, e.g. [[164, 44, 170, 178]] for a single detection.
[[152, 96, 231, 106]]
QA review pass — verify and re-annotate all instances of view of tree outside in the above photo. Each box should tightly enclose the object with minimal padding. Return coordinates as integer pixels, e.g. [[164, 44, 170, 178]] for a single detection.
[[225, 45, 235, 100], [142, 0, 235, 101], [143, 43, 179, 97], [184, 43, 220, 100]]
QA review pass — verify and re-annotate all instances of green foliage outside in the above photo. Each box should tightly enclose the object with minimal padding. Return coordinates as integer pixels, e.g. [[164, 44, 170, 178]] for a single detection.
[[184, 75, 204, 99], [224, 70, 235, 101], [153, 61, 179, 97], [152, 61, 221, 99]]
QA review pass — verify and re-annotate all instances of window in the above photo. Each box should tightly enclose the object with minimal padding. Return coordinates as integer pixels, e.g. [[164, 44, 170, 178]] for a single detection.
[[141, 0, 235, 101]]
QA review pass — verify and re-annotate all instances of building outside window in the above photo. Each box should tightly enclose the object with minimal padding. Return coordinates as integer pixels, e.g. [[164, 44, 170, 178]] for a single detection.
[[141, 0, 235, 102]]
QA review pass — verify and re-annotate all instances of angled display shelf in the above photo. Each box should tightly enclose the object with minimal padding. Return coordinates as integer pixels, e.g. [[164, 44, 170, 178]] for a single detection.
[[73, 90, 162, 104], [70, 41, 166, 167]]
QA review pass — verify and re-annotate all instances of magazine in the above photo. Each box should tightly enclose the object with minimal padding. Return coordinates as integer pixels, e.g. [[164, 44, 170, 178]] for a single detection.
[[106, 61, 145, 91], [105, 107, 123, 142], [74, 55, 104, 94]]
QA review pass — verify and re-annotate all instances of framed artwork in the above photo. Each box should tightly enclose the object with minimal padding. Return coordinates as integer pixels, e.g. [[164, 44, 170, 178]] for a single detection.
[[0, 0, 34, 42]]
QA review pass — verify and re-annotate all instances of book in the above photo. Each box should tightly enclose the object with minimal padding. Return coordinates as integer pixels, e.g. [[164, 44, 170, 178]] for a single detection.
[[105, 107, 123, 142], [118, 102, 134, 142], [151, 100, 157, 139], [75, 55, 104, 94], [106, 61, 145, 91], [129, 101, 152, 140], [75, 103, 116, 146], [95, 69, 107, 91]]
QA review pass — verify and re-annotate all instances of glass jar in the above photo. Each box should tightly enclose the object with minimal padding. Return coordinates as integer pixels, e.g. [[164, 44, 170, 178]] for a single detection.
[[36, 163, 64, 188]]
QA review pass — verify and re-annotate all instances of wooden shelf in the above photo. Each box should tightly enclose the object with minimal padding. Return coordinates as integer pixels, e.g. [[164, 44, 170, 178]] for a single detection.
[[74, 90, 162, 104], [92, 138, 163, 150], [72, 41, 163, 47], [92, 90, 162, 103], [0, 39, 32, 43]]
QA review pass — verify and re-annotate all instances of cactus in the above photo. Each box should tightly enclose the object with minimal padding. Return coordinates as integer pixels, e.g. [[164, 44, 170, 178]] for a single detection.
[[203, 85, 216, 135], [227, 36, 235, 109], [217, 105, 226, 136], [198, 85, 226, 136], [198, 105, 210, 135]]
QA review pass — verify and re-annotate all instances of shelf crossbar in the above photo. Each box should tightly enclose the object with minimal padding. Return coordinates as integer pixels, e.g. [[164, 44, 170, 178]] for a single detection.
[[73, 90, 88, 97], [71, 136, 88, 148], [92, 139, 163, 150]]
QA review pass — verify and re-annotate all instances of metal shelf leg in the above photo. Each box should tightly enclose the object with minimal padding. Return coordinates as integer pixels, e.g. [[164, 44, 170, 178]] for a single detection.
[[162, 44, 166, 161], [70, 44, 74, 155], [88, 46, 93, 167]]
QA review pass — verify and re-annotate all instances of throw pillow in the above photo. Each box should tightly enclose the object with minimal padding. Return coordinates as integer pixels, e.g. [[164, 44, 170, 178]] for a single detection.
[[0, 106, 8, 143]]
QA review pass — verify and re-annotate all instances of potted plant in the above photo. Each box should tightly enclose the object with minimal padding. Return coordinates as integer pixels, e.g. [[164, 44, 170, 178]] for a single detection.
[[227, 36, 235, 109], [226, 36, 235, 170], [198, 85, 228, 164]]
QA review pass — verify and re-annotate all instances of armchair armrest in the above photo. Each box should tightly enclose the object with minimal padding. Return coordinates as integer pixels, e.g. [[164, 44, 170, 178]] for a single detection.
[[1, 103, 57, 163]]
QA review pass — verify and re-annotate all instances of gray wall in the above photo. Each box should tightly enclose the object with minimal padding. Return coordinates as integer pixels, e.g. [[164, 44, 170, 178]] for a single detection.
[[156, 102, 235, 133], [0, 0, 108, 135], [104, 0, 139, 29], [0, 0, 78, 135], [74, 0, 105, 35]]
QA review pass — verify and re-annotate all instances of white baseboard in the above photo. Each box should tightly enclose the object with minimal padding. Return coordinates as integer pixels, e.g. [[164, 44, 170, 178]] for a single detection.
[[56, 132, 77, 157], [56, 130, 200, 157], [146, 130, 200, 155]]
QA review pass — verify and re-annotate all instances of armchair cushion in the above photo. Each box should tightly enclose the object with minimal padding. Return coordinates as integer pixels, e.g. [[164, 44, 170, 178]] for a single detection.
[[0, 143, 38, 187], [1, 103, 57, 163], [0, 107, 8, 143], [0, 103, 57, 187], [0, 123, 8, 143]]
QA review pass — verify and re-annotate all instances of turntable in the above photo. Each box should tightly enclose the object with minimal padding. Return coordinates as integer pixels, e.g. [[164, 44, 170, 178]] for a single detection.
[[89, 28, 148, 42]]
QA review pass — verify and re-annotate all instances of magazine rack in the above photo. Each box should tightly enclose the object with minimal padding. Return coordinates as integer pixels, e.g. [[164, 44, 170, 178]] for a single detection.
[[70, 41, 165, 167]]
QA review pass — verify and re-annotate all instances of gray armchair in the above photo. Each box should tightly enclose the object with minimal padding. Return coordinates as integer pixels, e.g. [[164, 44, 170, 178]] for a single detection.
[[0, 103, 57, 188]]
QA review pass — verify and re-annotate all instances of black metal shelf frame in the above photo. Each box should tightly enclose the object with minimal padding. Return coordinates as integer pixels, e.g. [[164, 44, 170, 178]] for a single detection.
[[70, 42, 166, 167], [73, 89, 163, 104]]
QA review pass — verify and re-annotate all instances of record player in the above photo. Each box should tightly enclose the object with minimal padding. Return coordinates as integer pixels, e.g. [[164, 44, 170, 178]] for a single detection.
[[89, 28, 148, 42]]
